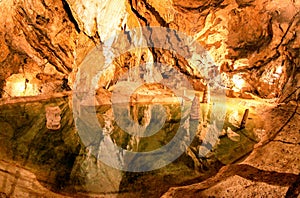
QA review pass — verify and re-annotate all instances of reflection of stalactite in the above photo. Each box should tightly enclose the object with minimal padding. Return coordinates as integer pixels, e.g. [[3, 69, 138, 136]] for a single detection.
[[45, 106, 61, 130], [189, 93, 203, 154], [129, 104, 139, 151], [128, 104, 153, 151], [102, 109, 114, 136], [141, 105, 152, 127], [130, 104, 138, 123], [190, 93, 201, 120], [98, 110, 124, 169], [103, 119, 114, 135], [130, 104, 152, 127]]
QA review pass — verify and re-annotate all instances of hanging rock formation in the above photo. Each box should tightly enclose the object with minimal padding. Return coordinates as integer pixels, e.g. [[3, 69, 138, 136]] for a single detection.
[[0, 0, 299, 100], [0, 0, 300, 197]]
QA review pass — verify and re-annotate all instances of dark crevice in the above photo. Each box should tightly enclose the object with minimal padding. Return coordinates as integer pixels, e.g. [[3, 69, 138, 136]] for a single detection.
[[62, 0, 81, 33], [279, 86, 300, 103], [41, 0, 50, 9], [275, 11, 300, 50], [252, 50, 280, 69], [285, 173, 300, 198], [273, 140, 299, 145], [141, 0, 169, 27], [173, 0, 225, 14], [128, 0, 148, 25], [232, 164, 298, 187]]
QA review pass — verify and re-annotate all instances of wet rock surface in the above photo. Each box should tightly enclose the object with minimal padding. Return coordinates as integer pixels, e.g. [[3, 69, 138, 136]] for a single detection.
[[0, 0, 300, 197], [0, 160, 67, 198], [162, 101, 300, 197]]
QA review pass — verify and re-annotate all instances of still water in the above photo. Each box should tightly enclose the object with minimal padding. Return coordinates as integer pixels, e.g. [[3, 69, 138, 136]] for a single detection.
[[0, 96, 260, 197]]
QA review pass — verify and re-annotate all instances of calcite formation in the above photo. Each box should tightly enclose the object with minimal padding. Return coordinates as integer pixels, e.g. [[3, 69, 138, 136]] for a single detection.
[[0, 0, 300, 197], [0, 0, 299, 101]]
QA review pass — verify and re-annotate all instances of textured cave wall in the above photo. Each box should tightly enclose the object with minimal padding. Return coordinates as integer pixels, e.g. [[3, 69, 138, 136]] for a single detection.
[[0, 0, 299, 101], [128, 0, 300, 100], [0, 0, 94, 97]]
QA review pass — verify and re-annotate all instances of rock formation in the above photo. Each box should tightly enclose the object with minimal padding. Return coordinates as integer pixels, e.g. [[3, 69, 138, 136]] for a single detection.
[[0, 0, 300, 197], [0, 0, 299, 101]]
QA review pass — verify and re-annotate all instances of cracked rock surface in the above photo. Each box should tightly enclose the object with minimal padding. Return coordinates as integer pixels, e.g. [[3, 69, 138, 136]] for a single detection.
[[162, 102, 300, 197], [0, 0, 300, 197], [0, 0, 299, 100]]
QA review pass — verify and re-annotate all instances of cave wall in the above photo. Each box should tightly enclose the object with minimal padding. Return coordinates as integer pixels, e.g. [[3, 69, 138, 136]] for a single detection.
[[0, 0, 299, 100], [0, 0, 94, 97], [128, 0, 300, 99]]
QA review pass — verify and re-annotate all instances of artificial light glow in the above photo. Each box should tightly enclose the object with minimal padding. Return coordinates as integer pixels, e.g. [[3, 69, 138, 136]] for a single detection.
[[276, 66, 282, 74], [4, 74, 39, 97], [232, 75, 245, 90], [11, 80, 38, 96], [12, 81, 26, 96]]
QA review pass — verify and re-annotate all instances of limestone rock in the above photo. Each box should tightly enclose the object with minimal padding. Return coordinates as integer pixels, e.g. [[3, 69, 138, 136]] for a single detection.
[[0, 34, 9, 63], [0, 160, 66, 197], [227, 7, 272, 59], [0, 0, 300, 197], [65, 0, 127, 40], [163, 102, 300, 198], [0, 0, 94, 98], [228, 110, 241, 127], [226, 127, 241, 142], [235, 0, 255, 7], [0, 0, 299, 101]]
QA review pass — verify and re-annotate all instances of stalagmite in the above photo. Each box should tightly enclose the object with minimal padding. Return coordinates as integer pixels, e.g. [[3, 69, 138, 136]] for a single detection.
[[226, 127, 240, 142], [202, 84, 210, 103], [240, 109, 249, 129], [45, 106, 61, 130], [190, 92, 201, 120]]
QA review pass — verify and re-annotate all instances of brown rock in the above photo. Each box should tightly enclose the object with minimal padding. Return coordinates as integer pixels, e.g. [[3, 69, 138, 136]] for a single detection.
[[227, 7, 272, 58], [0, 34, 9, 63], [0, 160, 67, 197], [240, 91, 253, 99]]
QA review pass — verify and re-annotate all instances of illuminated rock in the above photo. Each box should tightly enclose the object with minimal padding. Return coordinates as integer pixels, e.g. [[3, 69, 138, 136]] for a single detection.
[[228, 110, 241, 128], [3, 74, 39, 97], [226, 127, 240, 142]]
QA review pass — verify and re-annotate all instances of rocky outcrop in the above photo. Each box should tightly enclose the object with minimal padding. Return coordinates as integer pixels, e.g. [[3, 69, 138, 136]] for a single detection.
[[65, 0, 128, 40], [128, 0, 300, 99], [0, 160, 66, 197], [162, 102, 300, 197], [0, 0, 93, 97]]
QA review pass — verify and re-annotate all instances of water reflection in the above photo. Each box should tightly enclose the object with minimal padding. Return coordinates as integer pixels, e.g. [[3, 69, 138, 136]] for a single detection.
[[0, 96, 260, 197]]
